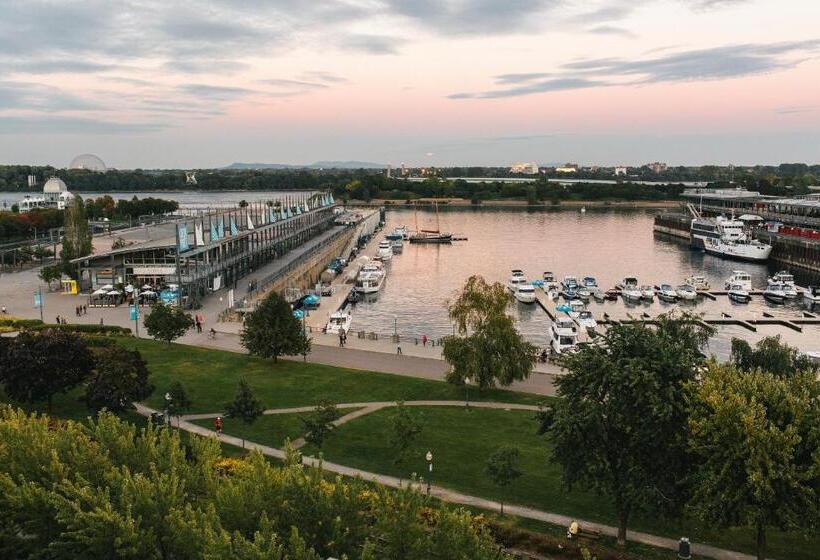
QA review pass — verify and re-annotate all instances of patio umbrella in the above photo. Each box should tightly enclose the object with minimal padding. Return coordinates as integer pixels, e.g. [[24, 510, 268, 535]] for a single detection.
[[100, 284, 114, 290], [139, 290, 156, 296], [124, 285, 135, 293], [142, 284, 152, 290], [292, 309, 304, 320], [107, 290, 121, 296], [92, 288, 109, 295], [303, 294, 320, 305]]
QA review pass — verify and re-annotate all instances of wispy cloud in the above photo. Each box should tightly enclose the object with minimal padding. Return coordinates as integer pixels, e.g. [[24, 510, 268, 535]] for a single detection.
[[0, 115, 170, 134], [587, 25, 636, 38], [338, 34, 404, 55]]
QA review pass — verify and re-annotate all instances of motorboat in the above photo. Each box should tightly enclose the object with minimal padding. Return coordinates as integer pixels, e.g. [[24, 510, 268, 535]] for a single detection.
[[617, 277, 638, 290], [514, 283, 537, 304], [763, 283, 787, 304], [568, 299, 586, 318], [576, 287, 591, 301], [724, 270, 752, 291], [727, 284, 751, 303], [562, 287, 579, 301], [542, 272, 559, 290], [562, 276, 579, 290], [377, 240, 393, 261], [604, 289, 620, 301], [577, 310, 597, 330], [658, 284, 678, 302], [354, 262, 385, 294], [325, 311, 352, 334], [640, 285, 655, 300], [768, 271, 798, 298], [582, 276, 598, 289], [547, 288, 560, 300], [804, 286, 820, 305], [591, 287, 605, 302], [550, 316, 579, 355], [385, 226, 408, 240], [622, 286, 643, 303], [689, 208, 772, 262], [676, 284, 697, 301], [683, 275, 710, 291], [391, 238, 403, 254], [507, 270, 527, 292]]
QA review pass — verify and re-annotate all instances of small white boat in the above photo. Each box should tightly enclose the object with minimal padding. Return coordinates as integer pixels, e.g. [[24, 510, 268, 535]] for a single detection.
[[325, 311, 352, 334], [640, 285, 655, 300], [763, 283, 787, 304], [582, 276, 598, 289], [355, 262, 385, 294], [728, 284, 751, 303], [617, 277, 638, 290], [550, 316, 578, 355], [576, 287, 591, 301], [542, 272, 560, 290], [577, 310, 597, 330], [591, 287, 605, 302], [568, 299, 585, 317], [804, 286, 820, 305], [562, 276, 579, 290], [768, 272, 799, 298], [507, 270, 527, 292], [683, 275, 710, 291], [391, 238, 403, 254], [658, 284, 678, 302], [377, 240, 393, 261], [622, 286, 643, 302], [515, 283, 537, 304], [724, 270, 752, 291], [676, 284, 697, 301]]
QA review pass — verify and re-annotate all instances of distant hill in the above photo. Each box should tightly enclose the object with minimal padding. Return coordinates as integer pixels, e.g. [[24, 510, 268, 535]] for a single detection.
[[225, 161, 387, 170]]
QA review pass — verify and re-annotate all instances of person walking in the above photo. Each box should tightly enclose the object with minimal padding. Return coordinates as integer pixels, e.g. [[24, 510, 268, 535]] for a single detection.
[[338, 329, 345, 347], [396, 343, 402, 355], [214, 416, 223, 435], [422, 334, 428, 347]]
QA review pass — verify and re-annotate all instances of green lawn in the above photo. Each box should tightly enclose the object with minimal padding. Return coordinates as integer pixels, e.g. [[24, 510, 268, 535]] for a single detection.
[[299, 405, 819, 560], [121, 338, 547, 413]]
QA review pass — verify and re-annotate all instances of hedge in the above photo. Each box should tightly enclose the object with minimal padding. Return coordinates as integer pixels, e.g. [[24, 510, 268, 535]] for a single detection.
[[23, 324, 133, 336], [0, 318, 45, 328]]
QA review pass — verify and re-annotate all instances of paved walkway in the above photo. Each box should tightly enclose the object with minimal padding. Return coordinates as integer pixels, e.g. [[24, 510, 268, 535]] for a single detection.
[[135, 400, 758, 560]]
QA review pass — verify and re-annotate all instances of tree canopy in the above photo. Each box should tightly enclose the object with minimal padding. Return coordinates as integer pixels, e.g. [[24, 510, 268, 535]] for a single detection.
[[224, 378, 265, 448], [730, 335, 817, 378], [144, 302, 194, 344], [241, 291, 310, 361], [85, 347, 154, 413]]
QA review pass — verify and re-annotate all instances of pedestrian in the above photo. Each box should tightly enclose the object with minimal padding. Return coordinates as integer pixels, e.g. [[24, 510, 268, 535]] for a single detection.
[[61, 317, 67, 325], [396, 344, 402, 355], [214, 416, 223, 435], [1, 306, 6, 314], [99, 317, 104, 326], [339, 329, 344, 347], [55, 315, 60, 324], [83, 305, 87, 315], [422, 334, 428, 347]]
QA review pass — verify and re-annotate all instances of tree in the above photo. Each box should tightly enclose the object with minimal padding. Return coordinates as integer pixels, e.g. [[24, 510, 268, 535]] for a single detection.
[[0, 329, 94, 413], [224, 378, 264, 448], [144, 302, 194, 344], [730, 335, 817, 377], [301, 400, 339, 449], [60, 196, 92, 276], [241, 291, 310, 361], [546, 313, 713, 547], [484, 446, 523, 514], [38, 264, 62, 289], [388, 401, 423, 466], [85, 347, 154, 413], [688, 362, 820, 560], [442, 275, 535, 390], [165, 381, 191, 426]]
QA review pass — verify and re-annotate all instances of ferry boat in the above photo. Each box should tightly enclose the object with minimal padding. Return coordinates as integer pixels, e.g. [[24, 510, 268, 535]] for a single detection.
[[507, 270, 527, 292], [688, 205, 771, 262], [658, 284, 678, 302], [577, 310, 597, 330], [676, 284, 697, 301], [542, 272, 559, 290], [377, 240, 393, 261], [354, 263, 385, 294], [724, 270, 752, 291], [763, 283, 787, 304], [325, 311, 352, 334], [728, 284, 751, 303], [514, 283, 537, 304], [768, 271, 798, 298], [550, 317, 578, 355]]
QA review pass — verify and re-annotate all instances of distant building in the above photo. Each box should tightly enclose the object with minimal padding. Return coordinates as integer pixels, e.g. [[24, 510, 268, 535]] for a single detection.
[[614, 166, 628, 176], [555, 163, 579, 173], [18, 177, 74, 212], [509, 162, 539, 175], [647, 162, 668, 174]]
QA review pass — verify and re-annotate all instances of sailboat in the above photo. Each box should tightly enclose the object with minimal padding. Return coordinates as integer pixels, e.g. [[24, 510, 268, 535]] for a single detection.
[[409, 202, 453, 244]]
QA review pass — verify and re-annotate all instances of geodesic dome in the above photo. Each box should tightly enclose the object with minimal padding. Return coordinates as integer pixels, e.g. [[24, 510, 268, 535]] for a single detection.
[[69, 153, 107, 172], [43, 177, 68, 193]]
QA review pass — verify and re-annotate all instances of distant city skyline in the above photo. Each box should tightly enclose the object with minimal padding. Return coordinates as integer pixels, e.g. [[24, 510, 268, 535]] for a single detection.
[[0, 0, 818, 168]]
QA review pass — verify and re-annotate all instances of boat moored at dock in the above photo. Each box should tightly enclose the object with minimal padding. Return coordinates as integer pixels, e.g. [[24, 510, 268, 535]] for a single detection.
[[550, 316, 579, 355], [658, 284, 678, 302], [325, 311, 352, 334], [763, 283, 787, 304], [725, 270, 752, 291], [728, 284, 751, 303], [514, 283, 536, 304]]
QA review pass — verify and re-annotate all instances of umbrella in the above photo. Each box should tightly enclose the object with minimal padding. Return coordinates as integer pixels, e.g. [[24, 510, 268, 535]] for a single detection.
[[142, 284, 152, 290], [738, 214, 764, 221], [92, 288, 109, 295], [139, 290, 156, 296], [292, 309, 305, 319], [100, 284, 114, 290], [124, 285, 135, 293], [303, 294, 320, 305], [107, 290, 121, 296]]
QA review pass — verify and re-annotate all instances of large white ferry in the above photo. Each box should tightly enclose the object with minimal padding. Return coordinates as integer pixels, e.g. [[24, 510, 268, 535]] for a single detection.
[[688, 204, 771, 262], [354, 262, 385, 294]]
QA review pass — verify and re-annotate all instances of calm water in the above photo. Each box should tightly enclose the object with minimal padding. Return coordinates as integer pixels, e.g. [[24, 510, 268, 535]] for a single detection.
[[350, 207, 820, 359]]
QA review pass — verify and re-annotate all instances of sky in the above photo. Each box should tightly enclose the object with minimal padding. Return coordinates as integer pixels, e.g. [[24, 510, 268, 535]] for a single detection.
[[0, 0, 818, 169]]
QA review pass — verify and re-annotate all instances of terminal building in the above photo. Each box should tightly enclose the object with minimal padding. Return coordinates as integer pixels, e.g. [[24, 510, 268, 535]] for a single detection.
[[18, 178, 74, 211], [682, 188, 820, 230], [72, 193, 339, 307]]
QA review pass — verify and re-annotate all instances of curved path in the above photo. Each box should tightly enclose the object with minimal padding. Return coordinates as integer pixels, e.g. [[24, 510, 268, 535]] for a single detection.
[[135, 401, 757, 560]]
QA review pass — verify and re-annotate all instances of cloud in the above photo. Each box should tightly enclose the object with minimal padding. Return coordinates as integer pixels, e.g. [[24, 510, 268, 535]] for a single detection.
[[774, 105, 815, 115], [587, 25, 636, 38], [338, 34, 404, 55], [0, 81, 100, 112], [176, 84, 258, 101], [300, 71, 348, 84], [451, 39, 820, 99], [0, 115, 170, 134], [261, 79, 329, 90]]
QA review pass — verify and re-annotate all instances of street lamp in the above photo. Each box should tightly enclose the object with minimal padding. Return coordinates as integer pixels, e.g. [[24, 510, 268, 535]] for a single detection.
[[393, 315, 397, 338], [464, 377, 472, 410], [164, 392, 172, 426], [425, 450, 433, 496]]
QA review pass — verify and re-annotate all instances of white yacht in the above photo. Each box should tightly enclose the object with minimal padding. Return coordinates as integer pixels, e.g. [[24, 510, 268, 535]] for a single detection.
[[768, 271, 798, 298], [391, 238, 403, 254], [582, 276, 598, 289], [683, 275, 710, 291], [325, 311, 352, 334], [724, 271, 752, 291], [804, 286, 820, 305], [377, 240, 393, 261], [354, 263, 385, 294], [542, 272, 559, 290], [728, 284, 751, 303], [562, 276, 579, 290], [676, 284, 697, 301], [577, 310, 597, 330], [550, 317, 579, 355], [622, 285, 643, 303], [568, 299, 586, 317], [658, 284, 678, 302], [763, 283, 787, 304], [640, 285, 655, 300], [515, 283, 537, 304], [617, 277, 638, 290], [576, 286, 592, 301], [689, 207, 772, 262], [507, 270, 527, 292]]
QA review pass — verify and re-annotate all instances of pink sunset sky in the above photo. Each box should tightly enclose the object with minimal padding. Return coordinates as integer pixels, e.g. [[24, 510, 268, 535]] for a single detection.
[[0, 0, 818, 168]]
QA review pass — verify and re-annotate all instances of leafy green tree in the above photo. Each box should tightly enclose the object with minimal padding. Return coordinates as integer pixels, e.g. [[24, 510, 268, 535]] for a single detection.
[[165, 381, 191, 425], [730, 335, 817, 377], [484, 445, 523, 514], [688, 362, 820, 560], [38, 264, 62, 289], [442, 275, 536, 390], [0, 329, 94, 413], [301, 400, 339, 449], [546, 313, 713, 547], [224, 378, 265, 448], [241, 291, 310, 362], [388, 401, 423, 466], [60, 195, 92, 276], [85, 347, 154, 413], [144, 302, 194, 344]]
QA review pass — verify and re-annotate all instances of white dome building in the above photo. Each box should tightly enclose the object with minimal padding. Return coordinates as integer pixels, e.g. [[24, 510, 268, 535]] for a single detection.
[[69, 153, 107, 173], [19, 177, 74, 212], [43, 177, 68, 194]]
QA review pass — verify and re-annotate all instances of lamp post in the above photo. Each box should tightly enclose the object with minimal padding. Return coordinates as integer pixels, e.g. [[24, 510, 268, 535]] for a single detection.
[[164, 392, 172, 426], [393, 315, 397, 338], [425, 450, 433, 496], [464, 377, 471, 410]]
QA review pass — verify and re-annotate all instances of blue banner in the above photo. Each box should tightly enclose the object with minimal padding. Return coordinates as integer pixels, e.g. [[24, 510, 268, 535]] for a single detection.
[[230, 215, 239, 236], [177, 223, 189, 252], [129, 305, 139, 320], [210, 218, 219, 241], [34, 292, 42, 307]]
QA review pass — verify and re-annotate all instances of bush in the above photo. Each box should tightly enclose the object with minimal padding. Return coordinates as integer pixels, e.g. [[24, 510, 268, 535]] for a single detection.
[[23, 323, 132, 336]]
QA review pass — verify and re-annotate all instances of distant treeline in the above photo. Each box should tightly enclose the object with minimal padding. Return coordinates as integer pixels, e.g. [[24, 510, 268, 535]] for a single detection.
[[0, 208, 63, 241], [84, 195, 179, 220]]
